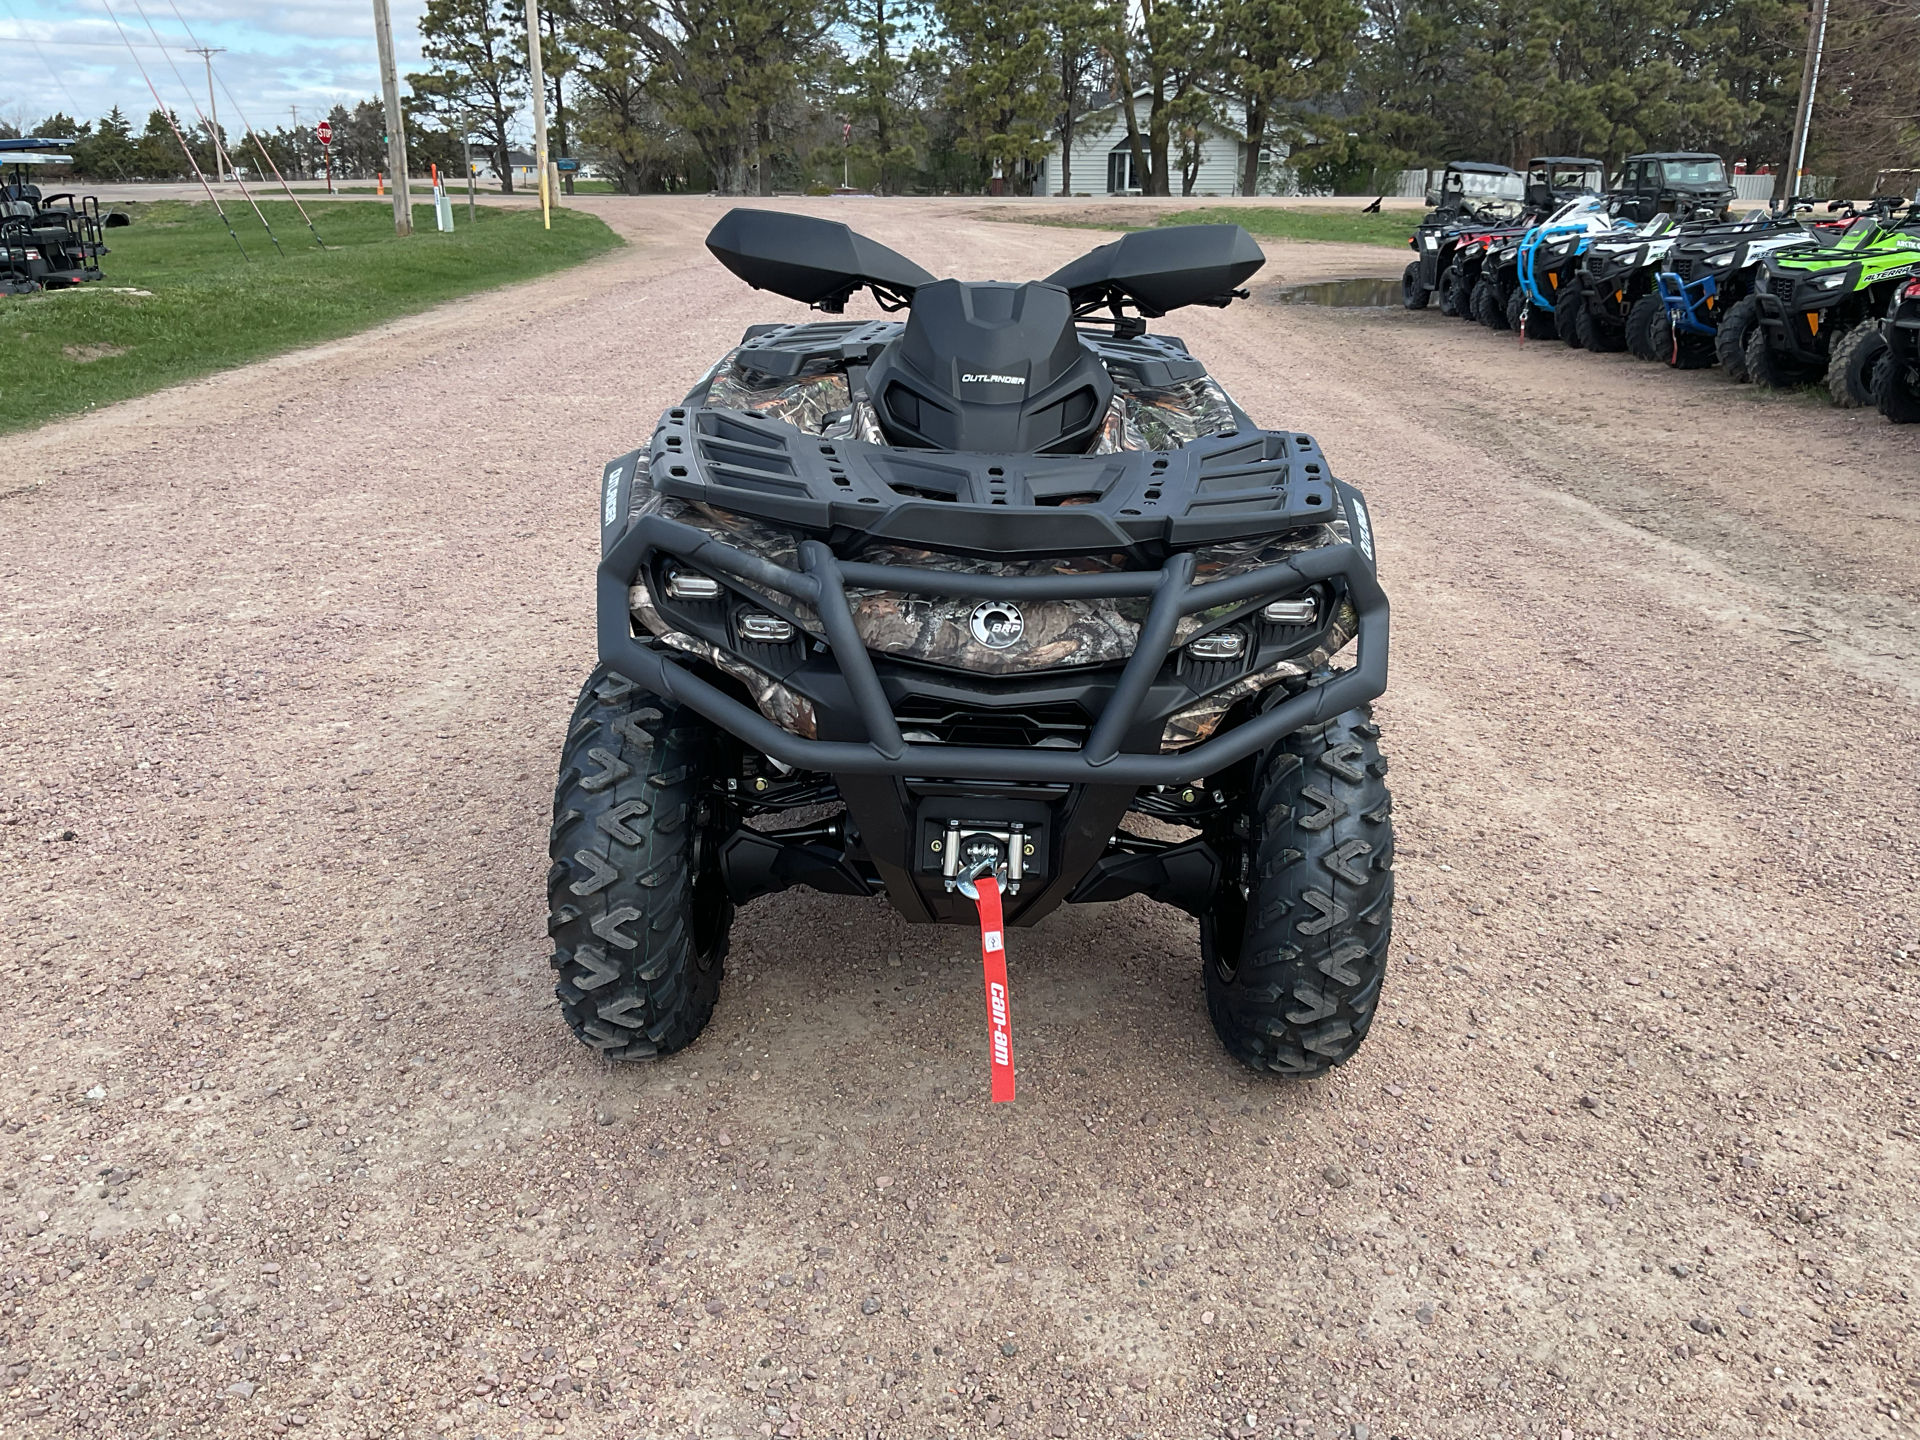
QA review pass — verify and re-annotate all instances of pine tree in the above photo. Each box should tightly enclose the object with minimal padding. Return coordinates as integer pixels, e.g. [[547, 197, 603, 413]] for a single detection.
[[1108, 0, 1219, 196], [412, 0, 528, 193], [936, 0, 1054, 192], [842, 0, 926, 193], [1219, 0, 1359, 196], [73, 107, 136, 181], [134, 109, 190, 179], [1044, 0, 1121, 195]]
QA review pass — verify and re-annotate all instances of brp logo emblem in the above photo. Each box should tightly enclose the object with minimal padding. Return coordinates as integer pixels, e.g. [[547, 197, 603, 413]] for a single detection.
[[970, 600, 1024, 650]]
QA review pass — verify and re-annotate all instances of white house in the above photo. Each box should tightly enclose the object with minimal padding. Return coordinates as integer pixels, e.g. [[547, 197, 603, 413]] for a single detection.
[[467, 148, 543, 190], [1034, 91, 1296, 198]]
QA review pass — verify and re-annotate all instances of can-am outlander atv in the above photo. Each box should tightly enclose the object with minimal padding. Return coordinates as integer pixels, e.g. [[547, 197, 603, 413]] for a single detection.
[[549, 211, 1392, 1079]]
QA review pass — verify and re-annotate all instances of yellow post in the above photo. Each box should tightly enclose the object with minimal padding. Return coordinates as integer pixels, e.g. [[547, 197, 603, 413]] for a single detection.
[[524, 0, 551, 230]]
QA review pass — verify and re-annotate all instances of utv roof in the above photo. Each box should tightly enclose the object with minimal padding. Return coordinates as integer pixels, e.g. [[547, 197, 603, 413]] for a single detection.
[[1527, 156, 1602, 166], [1446, 161, 1519, 175], [0, 137, 77, 152], [1625, 152, 1726, 163]]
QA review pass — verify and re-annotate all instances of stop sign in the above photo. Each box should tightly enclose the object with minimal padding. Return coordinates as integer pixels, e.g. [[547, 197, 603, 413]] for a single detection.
[[317, 120, 333, 146]]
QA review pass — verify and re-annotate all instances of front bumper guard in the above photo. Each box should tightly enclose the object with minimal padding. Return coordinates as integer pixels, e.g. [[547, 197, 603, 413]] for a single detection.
[[1655, 270, 1720, 337], [599, 510, 1389, 786], [1751, 290, 1832, 363]]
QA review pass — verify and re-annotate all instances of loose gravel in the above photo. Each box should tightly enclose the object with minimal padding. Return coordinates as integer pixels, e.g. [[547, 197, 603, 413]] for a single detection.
[[1, 198, 1915, 1440]]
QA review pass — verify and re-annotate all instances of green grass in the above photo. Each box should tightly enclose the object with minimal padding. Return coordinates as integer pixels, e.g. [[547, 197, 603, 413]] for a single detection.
[[0, 199, 622, 433], [1020, 205, 1417, 248]]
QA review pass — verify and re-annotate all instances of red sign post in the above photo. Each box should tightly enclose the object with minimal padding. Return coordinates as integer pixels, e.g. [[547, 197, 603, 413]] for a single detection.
[[316, 120, 334, 194]]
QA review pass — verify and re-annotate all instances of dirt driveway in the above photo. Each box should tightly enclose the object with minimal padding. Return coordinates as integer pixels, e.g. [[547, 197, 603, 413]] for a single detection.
[[2, 198, 1915, 1440]]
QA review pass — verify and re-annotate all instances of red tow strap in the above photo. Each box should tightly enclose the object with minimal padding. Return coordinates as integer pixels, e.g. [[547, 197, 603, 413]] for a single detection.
[[971, 876, 1016, 1103]]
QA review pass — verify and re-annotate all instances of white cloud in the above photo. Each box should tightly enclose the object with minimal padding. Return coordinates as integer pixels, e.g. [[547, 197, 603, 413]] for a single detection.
[[0, 0, 463, 130]]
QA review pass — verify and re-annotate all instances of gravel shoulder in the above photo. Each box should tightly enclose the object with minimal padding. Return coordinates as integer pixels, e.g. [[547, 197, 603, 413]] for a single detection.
[[1, 198, 1915, 1440]]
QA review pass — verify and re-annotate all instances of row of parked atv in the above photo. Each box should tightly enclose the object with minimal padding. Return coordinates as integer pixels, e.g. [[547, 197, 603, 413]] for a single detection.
[[1401, 156, 1920, 424]]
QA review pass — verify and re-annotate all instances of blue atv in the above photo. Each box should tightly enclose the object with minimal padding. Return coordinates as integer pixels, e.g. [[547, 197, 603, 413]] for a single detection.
[[1652, 204, 1823, 377], [1506, 196, 1636, 341]]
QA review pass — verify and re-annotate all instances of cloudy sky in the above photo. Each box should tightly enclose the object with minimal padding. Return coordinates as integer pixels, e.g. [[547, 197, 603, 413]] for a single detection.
[[1, 0, 441, 132]]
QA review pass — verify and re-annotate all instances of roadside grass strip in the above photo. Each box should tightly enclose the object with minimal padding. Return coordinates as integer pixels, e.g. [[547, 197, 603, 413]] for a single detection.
[[0, 199, 622, 433]]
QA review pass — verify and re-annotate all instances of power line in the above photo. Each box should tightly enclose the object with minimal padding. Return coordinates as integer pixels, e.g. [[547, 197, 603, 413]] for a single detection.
[[166, 0, 327, 250], [97, 0, 247, 260], [0, 29, 194, 50], [124, 0, 283, 256]]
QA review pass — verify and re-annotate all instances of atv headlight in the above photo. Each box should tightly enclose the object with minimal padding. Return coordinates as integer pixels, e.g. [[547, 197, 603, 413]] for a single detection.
[[1705, 251, 1734, 269], [1815, 272, 1847, 290]]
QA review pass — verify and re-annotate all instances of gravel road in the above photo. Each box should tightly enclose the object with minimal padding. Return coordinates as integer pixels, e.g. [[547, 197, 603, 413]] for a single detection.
[[2, 199, 1915, 1440]]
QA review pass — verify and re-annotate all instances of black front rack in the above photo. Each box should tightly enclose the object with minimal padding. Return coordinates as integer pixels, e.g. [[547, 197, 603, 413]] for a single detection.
[[598, 507, 1388, 787]]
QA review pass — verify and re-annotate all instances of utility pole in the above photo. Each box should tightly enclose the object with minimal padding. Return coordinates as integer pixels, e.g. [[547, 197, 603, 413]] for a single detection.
[[372, 0, 413, 235], [1784, 0, 1831, 202], [524, 0, 551, 229], [544, 5, 573, 196], [188, 47, 226, 183]]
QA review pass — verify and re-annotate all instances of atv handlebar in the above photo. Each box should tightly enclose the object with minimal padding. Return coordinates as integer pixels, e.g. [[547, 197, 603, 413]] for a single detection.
[[598, 511, 1389, 786]]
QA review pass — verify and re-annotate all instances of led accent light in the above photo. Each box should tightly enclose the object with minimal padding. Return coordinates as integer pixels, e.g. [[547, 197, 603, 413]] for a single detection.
[[737, 612, 796, 644], [1187, 631, 1247, 662], [1261, 595, 1320, 626], [664, 567, 723, 601]]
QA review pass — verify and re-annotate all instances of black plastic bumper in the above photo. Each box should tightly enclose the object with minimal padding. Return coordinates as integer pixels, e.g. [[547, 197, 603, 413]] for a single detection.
[[597, 510, 1388, 787], [1752, 291, 1833, 362]]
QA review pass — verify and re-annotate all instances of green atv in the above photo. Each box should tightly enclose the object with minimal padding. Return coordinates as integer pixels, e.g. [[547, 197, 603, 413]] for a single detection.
[[1746, 206, 1920, 406]]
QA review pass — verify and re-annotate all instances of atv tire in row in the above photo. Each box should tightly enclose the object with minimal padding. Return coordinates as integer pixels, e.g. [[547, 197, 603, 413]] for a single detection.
[[1745, 325, 1824, 391], [1829, 322, 1888, 409], [1401, 262, 1430, 311], [1644, 307, 1714, 369], [1625, 294, 1666, 361], [548, 666, 733, 1059], [1575, 306, 1628, 353], [1555, 287, 1586, 348], [1507, 287, 1556, 340], [1204, 709, 1394, 1077], [1714, 296, 1763, 382], [1472, 280, 1507, 330], [1879, 343, 1920, 423]]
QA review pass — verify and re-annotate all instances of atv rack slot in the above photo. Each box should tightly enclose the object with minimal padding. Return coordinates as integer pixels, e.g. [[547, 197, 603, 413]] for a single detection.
[[598, 510, 1388, 786]]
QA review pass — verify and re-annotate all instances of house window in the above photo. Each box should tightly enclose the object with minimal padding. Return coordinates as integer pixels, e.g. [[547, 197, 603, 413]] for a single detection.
[[1107, 145, 1141, 194]]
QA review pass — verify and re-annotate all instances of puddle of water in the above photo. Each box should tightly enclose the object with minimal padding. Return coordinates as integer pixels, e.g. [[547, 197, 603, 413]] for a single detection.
[[1274, 277, 1403, 308]]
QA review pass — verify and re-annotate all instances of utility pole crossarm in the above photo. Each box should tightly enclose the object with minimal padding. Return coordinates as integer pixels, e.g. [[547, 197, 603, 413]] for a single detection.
[[187, 46, 226, 183]]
